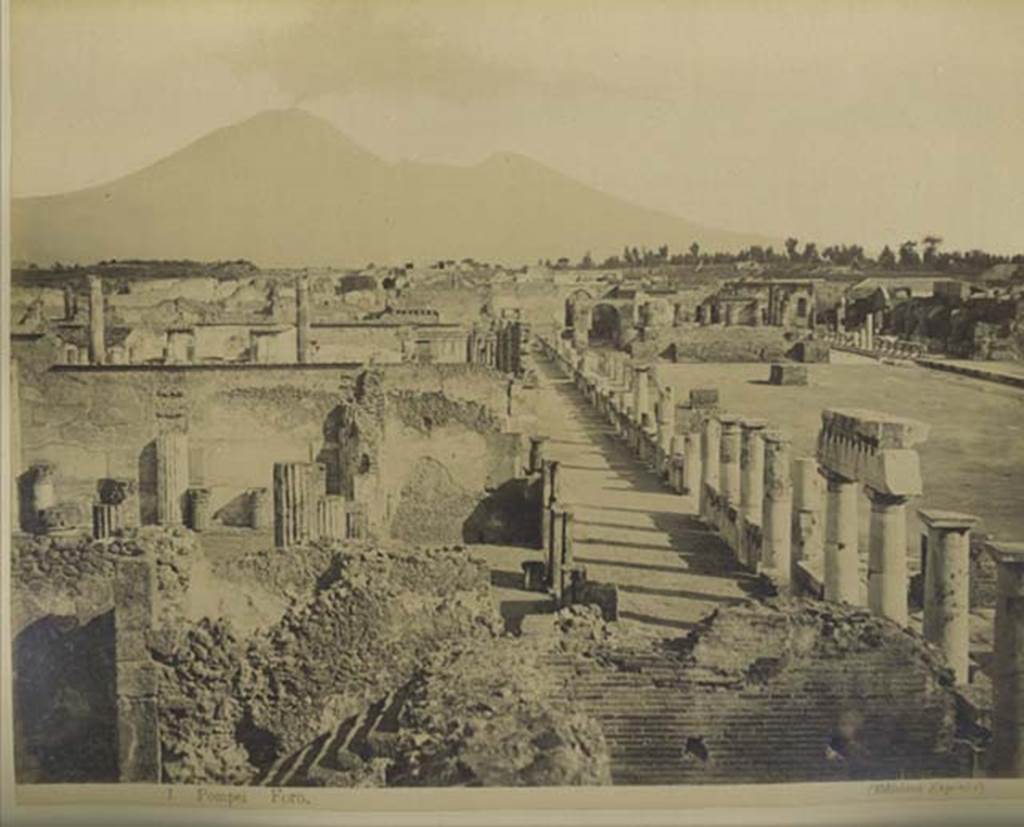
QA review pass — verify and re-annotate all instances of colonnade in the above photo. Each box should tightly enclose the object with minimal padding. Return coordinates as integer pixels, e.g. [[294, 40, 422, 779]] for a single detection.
[[540, 332, 1024, 777]]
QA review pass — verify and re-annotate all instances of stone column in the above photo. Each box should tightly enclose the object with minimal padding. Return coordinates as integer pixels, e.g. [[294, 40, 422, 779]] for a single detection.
[[684, 431, 702, 496], [186, 486, 211, 532], [113, 557, 160, 782], [273, 461, 318, 548], [155, 432, 189, 526], [88, 274, 106, 365], [528, 436, 548, 474], [718, 415, 742, 547], [317, 494, 347, 540], [761, 431, 793, 592], [93, 503, 125, 539], [823, 472, 860, 604], [865, 313, 874, 350], [633, 367, 650, 427], [739, 419, 766, 566], [657, 386, 676, 474], [987, 542, 1024, 777], [699, 416, 721, 522], [866, 491, 910, 625], [792, 457, 824, 578], [921, 510, 977, 684], [295, 276, 312, 364], [345, 502, 367, 539]]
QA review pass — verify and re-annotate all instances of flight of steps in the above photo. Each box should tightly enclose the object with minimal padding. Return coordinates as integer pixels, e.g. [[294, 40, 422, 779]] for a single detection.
[[542, 646, 701, 786], [257, 690, 401, 787]]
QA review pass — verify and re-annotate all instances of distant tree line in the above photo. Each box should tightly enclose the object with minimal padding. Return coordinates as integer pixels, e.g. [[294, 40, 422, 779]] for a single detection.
[[565, 237, 1023, 274]]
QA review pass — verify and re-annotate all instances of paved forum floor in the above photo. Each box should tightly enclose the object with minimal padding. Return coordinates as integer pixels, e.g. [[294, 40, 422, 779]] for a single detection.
[[485, 354, 758, 637]]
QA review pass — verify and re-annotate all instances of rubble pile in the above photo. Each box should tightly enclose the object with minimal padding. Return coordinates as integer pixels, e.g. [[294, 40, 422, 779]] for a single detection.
[[388, 637, 612, 787]]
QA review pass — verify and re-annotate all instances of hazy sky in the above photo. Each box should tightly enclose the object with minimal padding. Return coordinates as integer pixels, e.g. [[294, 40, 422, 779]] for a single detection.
[[11, 0, 1024, 252]]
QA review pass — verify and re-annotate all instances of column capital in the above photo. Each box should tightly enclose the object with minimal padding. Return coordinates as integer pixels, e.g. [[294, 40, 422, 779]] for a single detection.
[[864, 487, 910, 507], [716, 412, 742, 430], [819, 467, 855, 486], [985, 540, 1024, 568], [740, 417, 768, 433], [919, 509, 977, 533], [762, 429, 789, 446]]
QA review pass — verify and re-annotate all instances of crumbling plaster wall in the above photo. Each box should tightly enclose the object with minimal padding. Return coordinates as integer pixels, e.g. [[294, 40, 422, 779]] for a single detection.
[[16, 361, 517, 529], [335, 373, 523, 544]]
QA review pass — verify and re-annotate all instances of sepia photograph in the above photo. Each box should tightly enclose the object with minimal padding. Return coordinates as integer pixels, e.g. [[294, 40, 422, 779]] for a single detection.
[[2, 1, 1023, 824]]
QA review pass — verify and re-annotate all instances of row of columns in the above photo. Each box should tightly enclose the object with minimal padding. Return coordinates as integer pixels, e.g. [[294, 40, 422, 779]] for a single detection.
[[543, 332, 1024, 777]]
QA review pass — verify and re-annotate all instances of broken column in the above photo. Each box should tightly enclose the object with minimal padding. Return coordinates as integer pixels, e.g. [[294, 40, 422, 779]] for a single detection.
[[987, 541, 1024, 777], [317, 495, 347, 540], [113, 557, 160, 782], [739, 418, 766, 566], [88, 274, 106, 365], [273, 461, 319, 548], [155, 432, 190, 526], [791, 457, 824, 581], [548, 505, 574, 603], [921, 509, 977, 684], [761, 431, 793, 592], [699, 416, 721, 523], [249, 487, 272, 530], [657, 386, 676, 473], [185, 486, 211, 532], [93, 478, 139, 539], [296, 275, 312, 364]]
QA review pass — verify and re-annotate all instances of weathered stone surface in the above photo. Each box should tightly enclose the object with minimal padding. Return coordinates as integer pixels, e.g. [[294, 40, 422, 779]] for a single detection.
[[689, 388, 719, 408], [114, 557, 155, 631], [921, 509, 976, 684], [117, 698, 161, 782], [769, 363, 808, 386]]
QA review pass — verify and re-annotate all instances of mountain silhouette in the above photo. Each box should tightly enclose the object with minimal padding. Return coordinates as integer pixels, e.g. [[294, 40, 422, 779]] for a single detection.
[[13, 109, 774, 267]]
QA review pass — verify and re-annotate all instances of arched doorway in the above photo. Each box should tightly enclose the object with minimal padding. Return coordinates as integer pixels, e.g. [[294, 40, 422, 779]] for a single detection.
[[588, 303, 621, 346]]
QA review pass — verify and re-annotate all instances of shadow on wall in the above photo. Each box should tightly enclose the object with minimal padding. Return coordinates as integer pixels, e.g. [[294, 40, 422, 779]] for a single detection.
[[214, 492, 254, 527], [13, 611, 118, 783], [462, 477, 540, 547]]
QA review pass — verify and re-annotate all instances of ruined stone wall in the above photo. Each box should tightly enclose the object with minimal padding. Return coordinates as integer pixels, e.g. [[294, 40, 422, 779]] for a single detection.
[[631, 326, 802, 363], [312, 325, 406, 363], [15, 362, 515, 530], [333, 372, 523, 544]]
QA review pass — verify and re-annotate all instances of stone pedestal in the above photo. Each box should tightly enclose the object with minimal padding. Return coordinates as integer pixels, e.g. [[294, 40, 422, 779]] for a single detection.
[[700, 417, 721, 522], [866, 490, 910, 625], [273, 462, 319, 548], [761, 431, 793, 591], [986, 542, 1024, 777], [155, 432, 189, 526], [113, 557, 160, 782], [823, 472, 860, 604], [921, 510, 976, 684]]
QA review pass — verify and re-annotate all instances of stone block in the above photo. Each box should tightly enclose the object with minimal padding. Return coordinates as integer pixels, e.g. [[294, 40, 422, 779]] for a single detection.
[[114, 558, 154, 630], [98, 477, 138, 506], [116, 697, 161, 782], [38, 501, 90, 533], [769, 363, 808, 386], [820, 408, 929, 450], [115, 628, 151, 662], [690, 388, 719, 408], [117, 660, 159, 698], [791, 340, 831, 363], [579, 581, 619, 622]]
